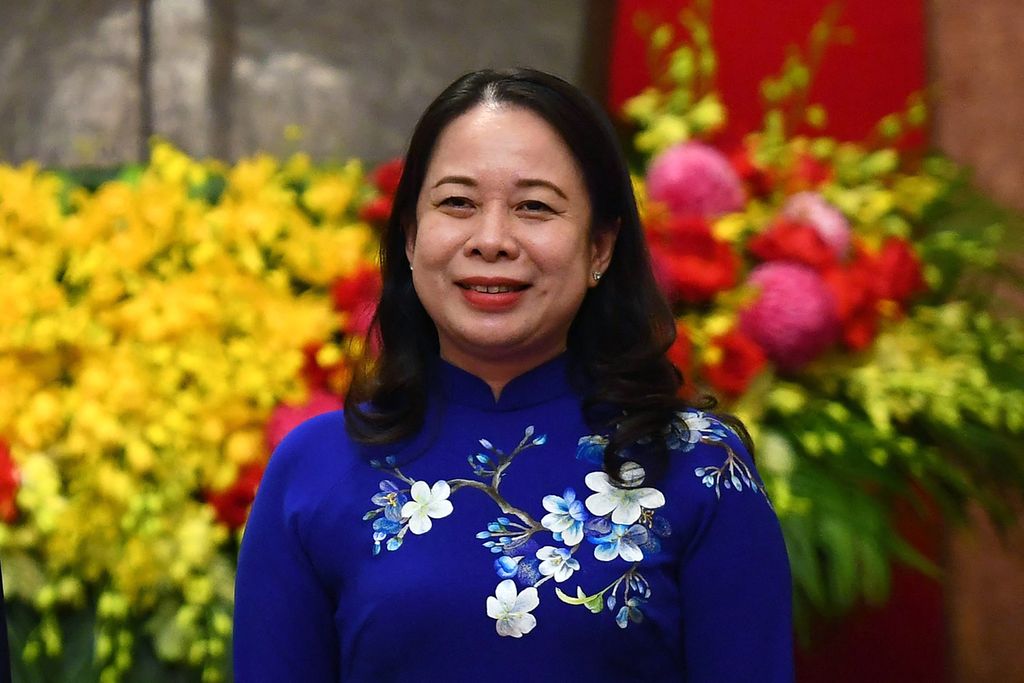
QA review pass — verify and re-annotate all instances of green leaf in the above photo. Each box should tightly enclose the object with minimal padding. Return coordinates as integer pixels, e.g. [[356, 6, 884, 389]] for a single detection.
[[554, 586, 605, 614]]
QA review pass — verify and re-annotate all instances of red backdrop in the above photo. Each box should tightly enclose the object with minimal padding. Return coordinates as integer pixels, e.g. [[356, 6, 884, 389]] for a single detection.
[[608, 0, 928, 147], [608, 2, 945, 682]]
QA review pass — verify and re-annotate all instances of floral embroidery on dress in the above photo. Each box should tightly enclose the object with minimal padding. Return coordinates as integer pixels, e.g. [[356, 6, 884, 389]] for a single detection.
[[674, 410, 771, 504], [362, 410, 761, 636]]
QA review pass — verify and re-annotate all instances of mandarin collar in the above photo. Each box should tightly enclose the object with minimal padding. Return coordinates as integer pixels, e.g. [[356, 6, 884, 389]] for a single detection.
[[433, 354, 575, 411]]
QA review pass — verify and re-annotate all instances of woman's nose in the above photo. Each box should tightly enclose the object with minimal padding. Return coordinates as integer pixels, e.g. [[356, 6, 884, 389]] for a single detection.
[[465, 205, 519, 261]]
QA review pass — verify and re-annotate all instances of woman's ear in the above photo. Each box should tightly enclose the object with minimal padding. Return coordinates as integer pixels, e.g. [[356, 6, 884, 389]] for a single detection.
[[589, 220, 619, 285], [404, 222, 417, 267]]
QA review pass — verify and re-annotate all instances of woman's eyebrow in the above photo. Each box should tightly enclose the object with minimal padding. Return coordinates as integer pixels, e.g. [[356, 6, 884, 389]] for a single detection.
[[431, 176, 568, 200], [515, 178, 567, 199], [432, 175, 476, 189]]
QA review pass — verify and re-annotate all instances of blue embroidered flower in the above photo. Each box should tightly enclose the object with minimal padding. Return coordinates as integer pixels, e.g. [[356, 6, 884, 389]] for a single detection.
[[668, 410, 732, 451], [477, 516, 537, 554], [368, 423, 677, 636], [370, 479, 408, 522], [541, 488, 589, 546], [494, 555, 522, 579], [536, 546, 580, 583], [583, 515, 612, 540], [693, 440, 768, 501], [627, 571, 651, 599], [615, 597, 646, 629], [466, 451, 497, 477], [576, 435, 608, 465], [589, 523, 649, 562], [371, 517, 402, 555]]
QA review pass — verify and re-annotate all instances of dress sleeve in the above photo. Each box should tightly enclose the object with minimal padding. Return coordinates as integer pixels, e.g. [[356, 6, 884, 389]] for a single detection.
[[233, 418, 340, 681], [677, 428, 793, 682]]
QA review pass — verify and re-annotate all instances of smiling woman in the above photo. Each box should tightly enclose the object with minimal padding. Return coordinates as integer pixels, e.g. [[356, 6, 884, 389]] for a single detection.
[[408, 104, 614, 393], [234, 69, 793, 682]]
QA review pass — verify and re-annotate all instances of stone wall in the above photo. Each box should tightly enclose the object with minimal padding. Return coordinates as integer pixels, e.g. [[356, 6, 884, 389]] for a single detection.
[[0, 0, 140, 166], [0, 0, 589, 167]]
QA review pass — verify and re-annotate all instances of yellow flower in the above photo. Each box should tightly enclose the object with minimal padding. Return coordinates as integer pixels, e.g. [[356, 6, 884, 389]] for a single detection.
[[224, 429, 265, 466], [634, 114, 690, 155], [622, 89, 661, 124]]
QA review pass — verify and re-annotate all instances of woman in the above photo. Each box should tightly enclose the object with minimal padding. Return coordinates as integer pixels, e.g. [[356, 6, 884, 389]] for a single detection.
[[234, 68, 792, 681]]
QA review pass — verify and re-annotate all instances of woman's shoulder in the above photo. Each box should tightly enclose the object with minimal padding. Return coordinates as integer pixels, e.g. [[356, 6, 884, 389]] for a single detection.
[[665, 409, 758, 478], [656, 409, 776, 533], [258, 409, 358, 509]]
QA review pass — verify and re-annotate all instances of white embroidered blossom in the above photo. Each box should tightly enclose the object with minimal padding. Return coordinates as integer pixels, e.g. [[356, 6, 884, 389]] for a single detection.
[[540, 488, 587, 546], [584, 462, 665, 525], [486, 579, 539, 638], [400, 480, 453, 534], [536, 546, 580, 582], [676, 411, 712, 445]]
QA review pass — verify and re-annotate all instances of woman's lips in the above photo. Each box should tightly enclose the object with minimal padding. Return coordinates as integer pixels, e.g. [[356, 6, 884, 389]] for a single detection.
[[456, 278, 529, 311]]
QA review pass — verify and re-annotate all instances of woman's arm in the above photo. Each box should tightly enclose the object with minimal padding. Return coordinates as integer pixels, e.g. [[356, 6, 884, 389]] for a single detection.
[[234, 417, 340, 681], [677, 429, 794, 682]]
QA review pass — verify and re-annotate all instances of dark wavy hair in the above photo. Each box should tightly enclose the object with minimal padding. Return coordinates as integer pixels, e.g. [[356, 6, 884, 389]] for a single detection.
[[345, 67, 745, 480]]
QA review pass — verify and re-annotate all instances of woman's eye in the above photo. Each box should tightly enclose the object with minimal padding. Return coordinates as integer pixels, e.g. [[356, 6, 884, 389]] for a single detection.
[[518, 200, 554, 214], [438, 196, 474, 211]]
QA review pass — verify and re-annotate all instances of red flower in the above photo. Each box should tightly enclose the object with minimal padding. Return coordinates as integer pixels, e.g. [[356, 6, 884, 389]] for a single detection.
[[702, 329, 767, 397], [371, 158, 404, 195], [358, 195, 393, 224], [360, 158, 404, 225], [647, 215, 739, 304], [666, 321, 699, 398], [330, 266, 382, 336], [667, 321, 693, 375], [748, 218, 837, 272], [207, 463, 264, 530], [0, 441, 19, 524], [729, 145, 774, 198], [822, 238, 925, 351], [874, 237, 925, 306], [785, 152, 833, 192], [823, 248, 881, 351]]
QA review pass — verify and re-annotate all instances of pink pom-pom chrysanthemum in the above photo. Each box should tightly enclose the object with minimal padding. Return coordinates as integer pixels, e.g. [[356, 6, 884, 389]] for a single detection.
[[781, 191, 851, 259], [739, 262, 840, 372], [646, 141, 745, 218]]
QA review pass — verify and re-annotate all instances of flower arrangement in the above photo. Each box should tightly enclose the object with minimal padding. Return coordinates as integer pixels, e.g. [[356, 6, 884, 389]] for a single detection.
[[623, 2, 1024, 632], [0, 3, 1021, 679], [0, 144, 384, 680]]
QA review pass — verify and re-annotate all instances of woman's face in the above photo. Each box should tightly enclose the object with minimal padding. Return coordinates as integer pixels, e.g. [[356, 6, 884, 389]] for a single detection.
[[407, 103, 615, 375]]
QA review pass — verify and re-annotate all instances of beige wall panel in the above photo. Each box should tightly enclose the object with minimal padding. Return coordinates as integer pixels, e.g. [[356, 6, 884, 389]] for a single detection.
[[931, 0, 1024, 212], [948, 502, 1024, 683]]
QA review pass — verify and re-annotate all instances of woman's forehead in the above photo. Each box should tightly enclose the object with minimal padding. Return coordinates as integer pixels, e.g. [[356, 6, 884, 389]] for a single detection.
[[424, 105, 584, 187]]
